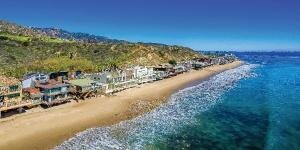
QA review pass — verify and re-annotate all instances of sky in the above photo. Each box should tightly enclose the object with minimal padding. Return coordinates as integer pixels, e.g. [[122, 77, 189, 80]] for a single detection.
[[0, 0, 300, 51]]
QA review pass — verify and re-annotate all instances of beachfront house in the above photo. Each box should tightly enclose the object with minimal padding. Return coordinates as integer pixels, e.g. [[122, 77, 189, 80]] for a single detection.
[[49, 71, 69, 82], [22, 87, 42, 106], [181, 60, 193, 71], [89, 69, 137, 94], [153, 63, 187, 79], [67, 78, 99, 99], [153, 66, 169, 80], [133, 66, 155, 83], [208, 54, 237, 66], [0, 76, 30, 117], [87, 72, 112, 94], [161, 63, 178, 77], [173, 65, 186, 74], [110, 69, 137, 91], [88, 72, 110, 84], [224, 54, 237, 63], [22, 73, 49, 88], [192, 61, 207, 70], [35, 80, 70, 106], [211, 57, 230, 65], [190, 57, 213, 70]]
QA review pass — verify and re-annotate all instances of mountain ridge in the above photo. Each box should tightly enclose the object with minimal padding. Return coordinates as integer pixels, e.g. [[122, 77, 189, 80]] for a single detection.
[[32, 27, 125, 43], [0, 20, 203, 78]]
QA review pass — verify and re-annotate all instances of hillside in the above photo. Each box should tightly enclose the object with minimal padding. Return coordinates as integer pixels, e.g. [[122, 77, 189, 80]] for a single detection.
[[0, 20, 203, 78]]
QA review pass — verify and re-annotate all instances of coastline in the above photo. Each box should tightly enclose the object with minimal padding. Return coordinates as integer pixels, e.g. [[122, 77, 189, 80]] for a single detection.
[[0, 61, 243, 150]]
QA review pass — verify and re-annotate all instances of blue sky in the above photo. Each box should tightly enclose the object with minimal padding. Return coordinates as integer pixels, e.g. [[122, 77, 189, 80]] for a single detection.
[[1, 0, 300, 51]]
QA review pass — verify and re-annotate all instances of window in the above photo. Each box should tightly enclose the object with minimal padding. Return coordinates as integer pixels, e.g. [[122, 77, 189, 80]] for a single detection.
[[9, 85, 20, 92], [0, 95, 4, 102], [7, 93, 20, 99]]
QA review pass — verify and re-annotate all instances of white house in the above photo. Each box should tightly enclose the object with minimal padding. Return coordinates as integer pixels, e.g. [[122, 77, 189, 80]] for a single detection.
[[22, 73, 49, 88], [133, 66, 155, 83]]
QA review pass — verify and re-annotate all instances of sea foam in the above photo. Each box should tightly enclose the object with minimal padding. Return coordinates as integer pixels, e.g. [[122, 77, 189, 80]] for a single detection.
[[56, 64, 258, 150]]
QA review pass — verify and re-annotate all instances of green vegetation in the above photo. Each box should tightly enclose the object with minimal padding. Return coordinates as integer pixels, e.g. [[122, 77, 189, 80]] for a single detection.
[[168, 60, 177, 66], [39, 37, 73, 43], [0, 33, 30, 42], [0, 32, 73, 43], [31, 56, 96, 73], [0, 20, 203, 78]]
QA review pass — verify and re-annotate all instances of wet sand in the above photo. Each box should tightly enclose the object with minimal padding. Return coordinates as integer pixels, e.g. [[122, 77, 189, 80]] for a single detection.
[[0, 61, 243, 150]]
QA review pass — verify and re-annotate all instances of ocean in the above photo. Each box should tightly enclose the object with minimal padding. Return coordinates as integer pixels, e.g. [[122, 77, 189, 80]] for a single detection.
[[56, 52, 300, 150]]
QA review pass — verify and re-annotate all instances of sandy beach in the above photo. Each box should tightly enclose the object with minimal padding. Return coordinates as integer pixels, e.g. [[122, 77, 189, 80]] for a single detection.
[[0, 61, 242, 150]]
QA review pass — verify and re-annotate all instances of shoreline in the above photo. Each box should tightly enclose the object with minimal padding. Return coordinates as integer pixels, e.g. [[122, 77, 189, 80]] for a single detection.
[[0, 61, 243, 150]]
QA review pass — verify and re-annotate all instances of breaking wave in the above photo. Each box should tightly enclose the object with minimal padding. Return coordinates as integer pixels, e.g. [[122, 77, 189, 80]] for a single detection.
[[56, 64, 258, 150]]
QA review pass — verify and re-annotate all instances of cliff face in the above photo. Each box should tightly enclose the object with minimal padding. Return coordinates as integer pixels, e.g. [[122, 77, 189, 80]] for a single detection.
[[0, 20, 202, 78]]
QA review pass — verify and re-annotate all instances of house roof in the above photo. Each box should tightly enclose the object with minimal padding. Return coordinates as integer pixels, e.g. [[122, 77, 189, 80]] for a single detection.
[[23, 87, 40, 94], [36, 79, 68, 89], [23, 73, 48, 80], [67, 78, 95, 87]]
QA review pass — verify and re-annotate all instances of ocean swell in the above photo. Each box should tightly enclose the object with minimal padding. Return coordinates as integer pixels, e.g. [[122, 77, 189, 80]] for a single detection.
[[56, 64, 257, 150]]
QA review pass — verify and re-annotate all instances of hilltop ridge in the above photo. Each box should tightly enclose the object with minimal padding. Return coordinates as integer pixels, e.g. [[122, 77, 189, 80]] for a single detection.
[[32, 27, 125, 43], [0, 20, 203, 78]]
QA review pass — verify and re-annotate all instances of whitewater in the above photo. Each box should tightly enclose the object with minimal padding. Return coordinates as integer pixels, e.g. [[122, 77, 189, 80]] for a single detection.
[[56, 64, 257, 150]]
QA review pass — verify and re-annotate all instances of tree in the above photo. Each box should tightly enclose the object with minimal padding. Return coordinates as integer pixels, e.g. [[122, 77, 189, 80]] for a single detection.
[[168, 60, 177, 66]]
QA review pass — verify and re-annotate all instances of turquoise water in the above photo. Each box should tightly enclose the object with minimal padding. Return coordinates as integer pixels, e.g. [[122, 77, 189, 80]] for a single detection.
[[57, 52, 300, 150]]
